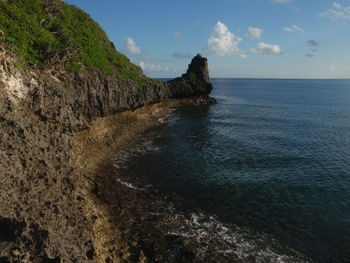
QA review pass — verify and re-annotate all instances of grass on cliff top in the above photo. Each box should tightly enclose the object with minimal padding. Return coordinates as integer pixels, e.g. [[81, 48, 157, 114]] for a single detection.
[[0, 0, 143, 84]]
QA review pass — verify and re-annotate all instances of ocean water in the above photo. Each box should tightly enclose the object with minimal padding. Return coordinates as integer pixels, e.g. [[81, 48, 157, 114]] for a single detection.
[[113, 79, 350, 262]]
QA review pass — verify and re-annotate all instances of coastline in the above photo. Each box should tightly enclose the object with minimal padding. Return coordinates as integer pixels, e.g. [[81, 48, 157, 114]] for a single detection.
[[71, 97, 306, 263], [4, 1, 349, 260], [0, 35, 219, 260], [70, 97, 247, 263]]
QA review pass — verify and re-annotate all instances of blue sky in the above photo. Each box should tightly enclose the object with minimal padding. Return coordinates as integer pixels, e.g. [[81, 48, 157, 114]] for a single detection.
[[64, 0, 350, 79]]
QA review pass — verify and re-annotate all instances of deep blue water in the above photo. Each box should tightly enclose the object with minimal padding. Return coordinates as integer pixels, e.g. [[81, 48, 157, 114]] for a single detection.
[[113, 79, 350, 262]]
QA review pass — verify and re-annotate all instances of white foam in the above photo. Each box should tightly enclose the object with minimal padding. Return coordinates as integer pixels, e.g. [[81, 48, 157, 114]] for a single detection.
[[168, 212, 308, 263], [114, 176, 144, 191]]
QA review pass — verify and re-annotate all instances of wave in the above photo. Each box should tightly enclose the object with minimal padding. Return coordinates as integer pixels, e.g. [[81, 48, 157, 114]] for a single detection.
[[169, 212, 308, 263]]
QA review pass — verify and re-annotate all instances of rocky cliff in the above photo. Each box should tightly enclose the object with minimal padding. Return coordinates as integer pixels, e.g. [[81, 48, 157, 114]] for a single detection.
[[0, 1, 224, 263]]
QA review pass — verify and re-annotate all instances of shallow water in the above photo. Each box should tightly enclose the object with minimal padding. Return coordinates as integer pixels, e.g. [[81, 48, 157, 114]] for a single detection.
[[113, 78, 350, 262]]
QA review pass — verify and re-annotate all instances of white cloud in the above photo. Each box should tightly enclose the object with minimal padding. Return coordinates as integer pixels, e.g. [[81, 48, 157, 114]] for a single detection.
[[273, 0, 294, 3], [248, 26, 263, 39], [320, 2, 350, 20], [173, 32, 181, 38], [284, 24, 304, 33], [329, 64, 337, 73], [333, 2, 342, 9], [125, 37, 141, 54], [208, 21, 246, 57], [251, 42, 282, 55], [139, 61, 169, 72]]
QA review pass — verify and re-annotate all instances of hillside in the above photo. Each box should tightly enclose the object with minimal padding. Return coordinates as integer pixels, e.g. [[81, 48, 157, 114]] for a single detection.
[[0, 0, 143, 82]]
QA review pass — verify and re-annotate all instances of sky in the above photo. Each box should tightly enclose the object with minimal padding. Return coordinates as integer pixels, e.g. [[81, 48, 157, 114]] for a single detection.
[[64, 0, 350, 79]]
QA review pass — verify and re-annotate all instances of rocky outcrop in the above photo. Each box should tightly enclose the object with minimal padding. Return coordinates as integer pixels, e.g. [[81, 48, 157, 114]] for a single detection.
[[168, 54, 213, 98]]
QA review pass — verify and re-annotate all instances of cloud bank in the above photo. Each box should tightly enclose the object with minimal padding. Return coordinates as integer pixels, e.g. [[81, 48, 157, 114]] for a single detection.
[[320, 3, 350, 20]]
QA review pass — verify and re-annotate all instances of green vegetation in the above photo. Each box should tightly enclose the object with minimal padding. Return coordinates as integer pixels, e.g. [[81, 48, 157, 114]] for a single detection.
[[0, 0, 143, 84]]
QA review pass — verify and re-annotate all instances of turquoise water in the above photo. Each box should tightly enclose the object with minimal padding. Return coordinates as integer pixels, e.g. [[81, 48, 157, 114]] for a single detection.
[[113, 79, 350, 262]]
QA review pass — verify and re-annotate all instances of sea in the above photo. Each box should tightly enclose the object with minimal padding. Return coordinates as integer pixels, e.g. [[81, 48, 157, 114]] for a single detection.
[[112, 78, 350, 262]]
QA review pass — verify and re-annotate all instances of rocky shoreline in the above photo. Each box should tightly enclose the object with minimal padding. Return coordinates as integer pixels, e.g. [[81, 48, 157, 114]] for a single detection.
[[0, 1, 245, 260], [1, 35, 238, 261], [71, 98, 249, 263], [86, 102, 308, 263]]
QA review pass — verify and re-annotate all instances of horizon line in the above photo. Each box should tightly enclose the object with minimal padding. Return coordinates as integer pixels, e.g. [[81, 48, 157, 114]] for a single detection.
[[156, 77, 350, 80]]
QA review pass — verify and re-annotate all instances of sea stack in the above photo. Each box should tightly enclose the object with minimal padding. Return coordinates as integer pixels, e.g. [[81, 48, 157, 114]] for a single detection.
[[168, 54, 213, 98]]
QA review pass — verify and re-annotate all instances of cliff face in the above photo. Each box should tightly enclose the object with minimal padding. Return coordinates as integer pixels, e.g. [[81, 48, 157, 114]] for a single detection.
[[0, 1, 215, 262]]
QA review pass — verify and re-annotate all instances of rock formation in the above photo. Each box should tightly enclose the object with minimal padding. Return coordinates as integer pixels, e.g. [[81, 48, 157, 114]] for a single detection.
[[168, 54, 213, 98]]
